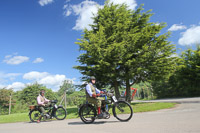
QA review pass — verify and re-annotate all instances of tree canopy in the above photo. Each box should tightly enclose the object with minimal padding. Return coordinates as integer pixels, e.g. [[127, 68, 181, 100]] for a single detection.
[[19, 83, 56, 105], [74, 2, 177, 101]]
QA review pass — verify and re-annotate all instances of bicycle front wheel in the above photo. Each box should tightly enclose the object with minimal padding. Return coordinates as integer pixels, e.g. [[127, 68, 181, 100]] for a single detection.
[[113, 101, 133, 122], [55, 107, 67, 120]]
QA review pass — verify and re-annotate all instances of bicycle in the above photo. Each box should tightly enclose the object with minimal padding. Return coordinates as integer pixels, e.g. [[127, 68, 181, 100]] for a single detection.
[[29, 100, 67, 122], [79, 90, 133, 124]]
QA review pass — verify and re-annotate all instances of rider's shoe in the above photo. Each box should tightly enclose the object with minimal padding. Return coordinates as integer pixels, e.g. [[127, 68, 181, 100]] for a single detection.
[[45, 114, 50, 119], [37, 120, 40, 123], [97, 113, 103, 119]]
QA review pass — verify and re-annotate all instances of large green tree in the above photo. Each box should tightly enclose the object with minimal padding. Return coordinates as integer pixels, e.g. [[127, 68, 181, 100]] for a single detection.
[[74, 2, 176, 101]]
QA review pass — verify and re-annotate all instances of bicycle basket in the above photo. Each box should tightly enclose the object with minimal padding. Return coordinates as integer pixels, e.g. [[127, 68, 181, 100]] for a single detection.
[[29, 105, 35, 110]]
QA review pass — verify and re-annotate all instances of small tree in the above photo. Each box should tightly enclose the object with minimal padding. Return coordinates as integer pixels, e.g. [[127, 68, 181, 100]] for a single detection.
[[0, 88, 15, 114], [57, 80, 75, 96]]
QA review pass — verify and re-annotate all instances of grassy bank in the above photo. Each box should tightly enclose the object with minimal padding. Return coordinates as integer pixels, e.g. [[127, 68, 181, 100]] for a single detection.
[[0, 102, 176, 124]]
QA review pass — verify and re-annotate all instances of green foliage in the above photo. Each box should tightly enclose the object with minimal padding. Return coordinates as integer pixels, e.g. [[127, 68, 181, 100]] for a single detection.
[[152, 46, 200, 98], [19, 83, 57, 106], [74, 2, 176, 101], [132, 82, 154, 99], [57, 80, 75, 96], [0, 88, 15, 115], [66, 91, 86, 106]]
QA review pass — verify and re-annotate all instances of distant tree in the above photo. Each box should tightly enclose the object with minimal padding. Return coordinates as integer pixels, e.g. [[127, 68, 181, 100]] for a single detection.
[[152, 45, 200, 98], [20, 83, 56, 105], [57, 80, 75, 97], [0, 88, 15, 114], [74, 2, 176, 101]]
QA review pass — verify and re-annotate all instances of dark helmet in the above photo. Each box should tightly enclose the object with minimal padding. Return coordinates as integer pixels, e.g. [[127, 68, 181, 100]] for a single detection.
[[40, 90, 45, 95], [90, 76, 96, 80]]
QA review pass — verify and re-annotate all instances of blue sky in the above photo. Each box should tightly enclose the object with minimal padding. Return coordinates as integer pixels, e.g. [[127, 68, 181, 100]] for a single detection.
[[0, 0, 200, 91]]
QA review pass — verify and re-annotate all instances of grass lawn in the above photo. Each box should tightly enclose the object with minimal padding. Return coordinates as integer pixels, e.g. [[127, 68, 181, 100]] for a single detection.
[[0, 102, 176, 124]]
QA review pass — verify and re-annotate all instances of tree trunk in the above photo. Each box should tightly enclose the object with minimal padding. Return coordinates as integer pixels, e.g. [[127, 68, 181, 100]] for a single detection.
[[114, 80, 120, 99], [125, 78, 131, 102]]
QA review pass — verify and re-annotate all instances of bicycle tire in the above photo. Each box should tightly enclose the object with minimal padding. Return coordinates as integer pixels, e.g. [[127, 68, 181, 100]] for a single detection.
[[55, 107, 67, 120], [113, 101, 133, 122], [79, 104, 96, 124], [29, 109, 41, 122]]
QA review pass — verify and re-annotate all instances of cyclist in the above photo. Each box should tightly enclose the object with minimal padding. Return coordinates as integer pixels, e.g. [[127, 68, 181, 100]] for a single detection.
[[37, 90, 51, 123], [86, 76, 104, 118]]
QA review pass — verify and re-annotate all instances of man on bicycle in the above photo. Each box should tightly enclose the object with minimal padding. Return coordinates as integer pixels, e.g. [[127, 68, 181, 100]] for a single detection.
[[86, 76, 104, 118], [37, 90, 51, 123]]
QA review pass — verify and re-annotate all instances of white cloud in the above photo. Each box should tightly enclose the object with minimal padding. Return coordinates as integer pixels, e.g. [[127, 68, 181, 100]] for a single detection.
[[0, 71, 75, 91], [33, 58, 44, 63], [64, 1, 100, 30], [3, 55, 29, 65], [178, 25, 200, 45], [0, 72, 21, 82], [6, 82, 25, 91], [0, 84, 5, 88], [168, 24, 187, 31], [38, 0, 54, 6], [23, 71, 49, 80], [64, 0, 137, 31], [0, 72, 22, 90], [23, 71, 72, 91], [38, 74, 66, 89]]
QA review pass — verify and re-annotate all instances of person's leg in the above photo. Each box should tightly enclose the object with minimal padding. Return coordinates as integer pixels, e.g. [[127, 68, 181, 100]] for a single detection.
[[87, 97, 104, 118], [96, 99, 102, 114], [87, 98, 101, 113], [101, 100, 106, 112], [38, 106, 45, 123]]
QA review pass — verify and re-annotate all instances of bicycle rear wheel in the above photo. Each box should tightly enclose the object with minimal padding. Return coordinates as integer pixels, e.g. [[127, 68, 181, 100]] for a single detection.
[[79, 104, 96, 124], [29, 109, 41, 122], [113, 101, 133, 122]]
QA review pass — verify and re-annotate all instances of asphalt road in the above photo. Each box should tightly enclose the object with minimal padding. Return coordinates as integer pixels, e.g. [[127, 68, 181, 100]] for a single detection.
[[0, 97, 200, 133]]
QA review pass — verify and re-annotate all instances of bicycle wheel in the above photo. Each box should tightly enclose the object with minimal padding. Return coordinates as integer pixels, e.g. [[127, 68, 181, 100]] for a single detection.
[[79, 104, 96, 124], [29, 109, 41, 122], [55, 107, 67, 120], [113, 101, 133, 122]]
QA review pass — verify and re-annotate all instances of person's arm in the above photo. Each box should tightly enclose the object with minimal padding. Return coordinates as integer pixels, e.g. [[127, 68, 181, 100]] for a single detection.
[[86, 84, 93, 97], [95, 88, 101, 94], [44, 97, 50, 102], [37, 96, 45, 106]]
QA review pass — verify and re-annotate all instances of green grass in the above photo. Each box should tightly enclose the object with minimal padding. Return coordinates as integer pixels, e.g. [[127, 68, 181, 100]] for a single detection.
[[131, 102, 176, 112], [0, 102, 176, 124], [0, 113, 30, 123]]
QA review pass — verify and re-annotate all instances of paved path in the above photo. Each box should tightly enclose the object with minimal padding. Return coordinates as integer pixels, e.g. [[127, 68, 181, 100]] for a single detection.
[[0, 97, 200, 133], [133, 97, 200, 103]]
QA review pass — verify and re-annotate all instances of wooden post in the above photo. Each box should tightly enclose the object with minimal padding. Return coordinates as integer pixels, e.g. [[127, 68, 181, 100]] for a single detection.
[[9, 95, 12, 115], [64, 90, 67, 109], [59, 94, 65, 105]]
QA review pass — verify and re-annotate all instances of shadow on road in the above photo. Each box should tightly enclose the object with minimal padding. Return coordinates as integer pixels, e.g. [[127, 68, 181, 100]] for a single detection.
[[68, 120, 119, 125], [25, 120, 53, 124]]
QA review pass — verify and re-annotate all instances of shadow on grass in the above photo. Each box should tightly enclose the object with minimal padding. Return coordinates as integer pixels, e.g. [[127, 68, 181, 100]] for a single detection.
[[131, 102, 149, 106]]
